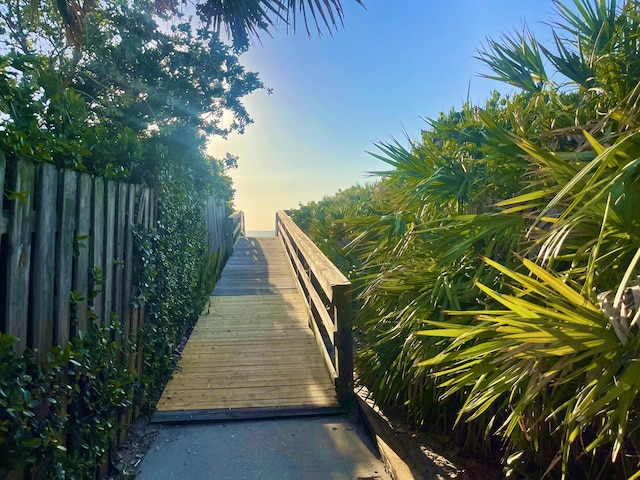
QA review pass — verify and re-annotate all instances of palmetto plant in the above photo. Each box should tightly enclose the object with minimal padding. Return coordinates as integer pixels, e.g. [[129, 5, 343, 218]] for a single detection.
[[351, 97, 530, 429], [196, 0, 365, 47], [420, 257, 640, 478], [418, 0, 640, 476], [53, 0, 365, 48], [345, 0, 640, 477], [285, 0, 640, 476]]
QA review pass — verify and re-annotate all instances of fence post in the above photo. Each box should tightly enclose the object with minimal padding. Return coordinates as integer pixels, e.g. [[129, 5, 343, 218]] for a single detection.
[[5, 159, 35, 354], [32, 163, 57, 358], [333, 284, 353, 404]]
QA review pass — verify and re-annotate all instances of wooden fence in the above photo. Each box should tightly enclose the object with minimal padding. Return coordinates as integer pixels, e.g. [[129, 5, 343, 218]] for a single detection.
[[275, 210, 353, 403], [204, 196, 245, 264], [0, 155, 155, 360], [204, 197, 227, 255]]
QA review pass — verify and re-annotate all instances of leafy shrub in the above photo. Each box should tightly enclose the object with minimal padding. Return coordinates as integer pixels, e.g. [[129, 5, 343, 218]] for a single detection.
[[0, 324, 134, 478], [291, 2, 640, 477]]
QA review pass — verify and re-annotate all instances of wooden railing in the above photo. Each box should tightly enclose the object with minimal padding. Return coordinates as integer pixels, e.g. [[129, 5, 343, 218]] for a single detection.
[[275, 210, 353, 403], [226, 210, 245, 258]]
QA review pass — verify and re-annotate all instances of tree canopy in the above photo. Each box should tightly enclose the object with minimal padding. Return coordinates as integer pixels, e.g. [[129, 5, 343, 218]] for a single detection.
[[53, 0, 365, 50], [0, 0, 261, 194]]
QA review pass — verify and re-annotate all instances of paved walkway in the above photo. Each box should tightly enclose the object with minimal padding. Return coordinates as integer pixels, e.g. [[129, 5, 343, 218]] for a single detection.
[[141, 236, 390, 479], [136, 415, 389, 479]]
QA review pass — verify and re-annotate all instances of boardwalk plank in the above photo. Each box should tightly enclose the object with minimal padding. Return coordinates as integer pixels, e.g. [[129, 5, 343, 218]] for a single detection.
[[154, 237, 338, 421]]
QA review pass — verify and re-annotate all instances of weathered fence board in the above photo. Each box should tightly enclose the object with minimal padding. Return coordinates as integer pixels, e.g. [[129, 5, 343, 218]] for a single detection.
[[92, 177, 105, 321], [205, 198, 227, 254], [123, 185, 135, 341], [31, 164, 57, 357], [147, 190, 155, 229], [55, 169, 77, 346], [114, 183, 127, 327], [103, 180, 116, 325], [5, 159, 35, 354], [0, 154, 5, 327], [0, 153, 6, 237], [75, 174, 92, 334]]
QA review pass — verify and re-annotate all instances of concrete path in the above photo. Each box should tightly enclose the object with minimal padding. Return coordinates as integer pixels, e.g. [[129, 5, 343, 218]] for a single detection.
[[136, 415, 390, 480]]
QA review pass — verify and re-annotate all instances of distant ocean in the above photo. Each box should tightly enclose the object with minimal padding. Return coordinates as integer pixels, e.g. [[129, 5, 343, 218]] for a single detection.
[[246, 230, 275, 237]]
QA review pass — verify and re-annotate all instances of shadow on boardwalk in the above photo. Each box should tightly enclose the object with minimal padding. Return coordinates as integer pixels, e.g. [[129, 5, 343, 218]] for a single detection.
[[153, 236, 339, 422]]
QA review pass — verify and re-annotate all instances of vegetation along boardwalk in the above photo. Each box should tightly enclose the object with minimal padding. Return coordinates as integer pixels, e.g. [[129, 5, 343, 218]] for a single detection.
[[153, 236, 342, 422]]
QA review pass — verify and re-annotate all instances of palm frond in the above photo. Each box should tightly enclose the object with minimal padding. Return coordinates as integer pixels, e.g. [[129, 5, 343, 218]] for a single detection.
[[477, 26, 548, 92], [419, 256, 639, 476]]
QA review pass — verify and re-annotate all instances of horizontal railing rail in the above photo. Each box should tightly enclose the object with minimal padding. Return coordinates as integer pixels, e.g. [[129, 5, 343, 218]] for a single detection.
[[275, 210, 353, 403]]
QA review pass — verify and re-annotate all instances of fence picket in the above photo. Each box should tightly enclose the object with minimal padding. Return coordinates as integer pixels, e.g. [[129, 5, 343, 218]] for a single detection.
[[0, 153, 3, 348], [148, 189, 155, 229], [31, 164, 57, 357], [123, 185, 135, 341], [114, 183, 127, 328], [136, 187, 151, 381], [205, 197, 228, 254], [74, 174, 92, 334], [5, 159, 35, 353], [55, 169, 77, 346], [103, 181, 116, 325], [0, 152, 6, 238], [92, 178, 105, 321]]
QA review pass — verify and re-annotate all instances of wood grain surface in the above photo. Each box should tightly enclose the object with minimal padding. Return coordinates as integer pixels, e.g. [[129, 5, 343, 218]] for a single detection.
[[154, 237, 339, 421]]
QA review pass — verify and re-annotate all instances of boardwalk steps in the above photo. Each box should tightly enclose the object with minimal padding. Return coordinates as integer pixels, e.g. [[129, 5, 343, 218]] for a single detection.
[[152, 237, 342, 423]]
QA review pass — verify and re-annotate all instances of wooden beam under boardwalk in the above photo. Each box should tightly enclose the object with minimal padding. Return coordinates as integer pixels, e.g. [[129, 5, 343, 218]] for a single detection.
[[152, 237, 342, 423]]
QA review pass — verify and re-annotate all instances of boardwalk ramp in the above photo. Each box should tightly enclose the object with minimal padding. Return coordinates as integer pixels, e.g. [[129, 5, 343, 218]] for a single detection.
[[152, 236, 341, 422]]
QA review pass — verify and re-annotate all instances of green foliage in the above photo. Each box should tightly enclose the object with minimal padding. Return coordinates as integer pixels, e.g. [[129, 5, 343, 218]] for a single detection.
[[0, 325, 134, 478], [292, 2, 640, 477], [132, 182, 227, 409], [0, 334, 65, 477], [1, 1, 246, 476], [53, 0, 366, 51], [421, 257, 639, 479], [289, 184, 379, 281], [0, 0, 262, 183]]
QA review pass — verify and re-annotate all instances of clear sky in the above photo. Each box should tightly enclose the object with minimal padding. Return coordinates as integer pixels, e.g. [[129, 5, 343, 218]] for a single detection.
[[207, 0, 558, 231]]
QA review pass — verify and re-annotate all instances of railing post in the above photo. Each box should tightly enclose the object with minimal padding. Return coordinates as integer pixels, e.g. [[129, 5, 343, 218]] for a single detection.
[[276, 210, 353, 405], [334, 284, 353, 404]]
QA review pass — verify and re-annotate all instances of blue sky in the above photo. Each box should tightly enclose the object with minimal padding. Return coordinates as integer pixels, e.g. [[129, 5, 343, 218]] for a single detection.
[[207, 0, 558, 231]]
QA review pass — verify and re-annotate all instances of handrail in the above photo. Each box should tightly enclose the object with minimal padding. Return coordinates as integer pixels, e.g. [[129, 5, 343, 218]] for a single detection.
[[275, 210, 353, 404], [226, 210, 244, 258]]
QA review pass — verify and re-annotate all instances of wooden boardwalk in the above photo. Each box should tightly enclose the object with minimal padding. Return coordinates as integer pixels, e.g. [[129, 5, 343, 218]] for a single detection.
[[153, 236, 340, 422]]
